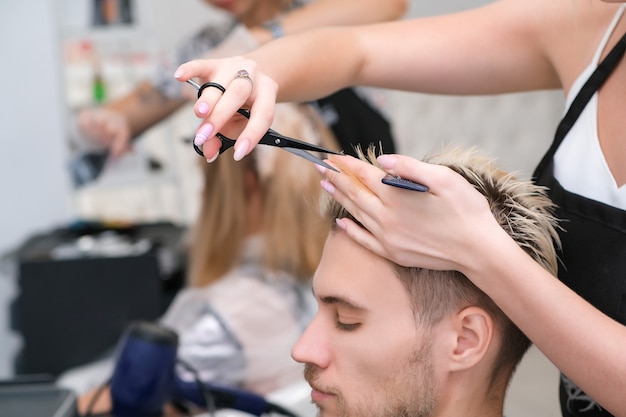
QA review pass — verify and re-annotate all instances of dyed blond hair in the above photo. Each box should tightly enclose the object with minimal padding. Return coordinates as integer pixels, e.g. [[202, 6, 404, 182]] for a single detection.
[[324, 146, 560, 389], [188, 103, 338, 287]]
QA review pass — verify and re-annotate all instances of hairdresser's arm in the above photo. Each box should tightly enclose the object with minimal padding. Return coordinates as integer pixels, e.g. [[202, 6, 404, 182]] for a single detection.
[[175, 0, 562, 159], [473, 222, 626, 417], [320, 154, 626, 417], [249, 0, 408, 44], [256, 0, 565, 96], [77, 81, 185, 157], [242, 0, 561, 100]]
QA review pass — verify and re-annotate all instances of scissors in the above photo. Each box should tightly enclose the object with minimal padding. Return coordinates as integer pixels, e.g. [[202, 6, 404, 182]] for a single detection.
[[187, 79, 428, 192], [187, 79, 340, 172]]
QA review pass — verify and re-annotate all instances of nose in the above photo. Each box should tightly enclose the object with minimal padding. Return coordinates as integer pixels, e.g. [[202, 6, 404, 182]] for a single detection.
[[291, 315, 330, 368]]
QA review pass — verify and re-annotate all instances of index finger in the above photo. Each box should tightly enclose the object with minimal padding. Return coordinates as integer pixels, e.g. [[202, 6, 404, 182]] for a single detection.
[[174, 58, 230, 83], [326, 154, 388, 193], [231, 82, 278, 160], [322, 154, 388, 220]]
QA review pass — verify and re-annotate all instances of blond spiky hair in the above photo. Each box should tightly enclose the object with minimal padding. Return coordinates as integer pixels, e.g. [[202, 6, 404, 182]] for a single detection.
[[422, 146, 560, 276]]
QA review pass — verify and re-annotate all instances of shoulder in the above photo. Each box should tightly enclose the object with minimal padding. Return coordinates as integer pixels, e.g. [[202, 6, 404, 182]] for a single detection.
[[482, 0, 613, 53], [513, 0, 621, 90]]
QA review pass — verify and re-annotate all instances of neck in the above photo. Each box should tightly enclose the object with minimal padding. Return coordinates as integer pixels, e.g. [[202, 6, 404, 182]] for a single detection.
[[434, 369, 507, 417]]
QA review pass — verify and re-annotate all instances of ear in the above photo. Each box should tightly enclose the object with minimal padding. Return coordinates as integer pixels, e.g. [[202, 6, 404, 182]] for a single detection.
[[447, 306, 494, 371]]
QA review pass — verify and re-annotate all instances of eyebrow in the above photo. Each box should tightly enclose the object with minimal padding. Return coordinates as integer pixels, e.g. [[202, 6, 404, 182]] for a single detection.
[[313, 288, 368, 312]]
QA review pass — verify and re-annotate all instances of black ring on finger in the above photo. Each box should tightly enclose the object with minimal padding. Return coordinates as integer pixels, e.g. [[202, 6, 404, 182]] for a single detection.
[[193, 143, 205, 157], [197, 82, 226, 99]]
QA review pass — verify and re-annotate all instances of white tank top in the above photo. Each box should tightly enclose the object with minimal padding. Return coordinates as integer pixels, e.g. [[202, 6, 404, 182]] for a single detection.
[[553, 4, 626, 209]]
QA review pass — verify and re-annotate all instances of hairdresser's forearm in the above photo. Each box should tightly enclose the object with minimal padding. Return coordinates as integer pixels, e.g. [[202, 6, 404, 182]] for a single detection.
[[466, 229, 626, 416], [246, 4, 561, 102], [245, 26, 368, 103]]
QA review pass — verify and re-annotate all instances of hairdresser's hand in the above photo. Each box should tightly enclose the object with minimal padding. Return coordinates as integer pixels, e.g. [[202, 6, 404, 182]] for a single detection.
[[77, 107, 132, 157], [321, 154, 502, 273], [174, 57, 278, 162]]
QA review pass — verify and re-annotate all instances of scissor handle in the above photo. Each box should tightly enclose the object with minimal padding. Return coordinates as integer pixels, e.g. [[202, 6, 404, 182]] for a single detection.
[[192, 81, 338, 157], [193, 108, 251, 157], [197, 82, 226, 97], [192, 134, 237, 157]]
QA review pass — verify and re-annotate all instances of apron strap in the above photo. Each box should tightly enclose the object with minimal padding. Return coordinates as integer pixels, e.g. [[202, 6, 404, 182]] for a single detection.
[[533, 30, 626, 178]]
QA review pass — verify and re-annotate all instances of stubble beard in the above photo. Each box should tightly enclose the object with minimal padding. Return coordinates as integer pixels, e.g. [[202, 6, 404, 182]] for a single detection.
[[303, 342, 437, 417]]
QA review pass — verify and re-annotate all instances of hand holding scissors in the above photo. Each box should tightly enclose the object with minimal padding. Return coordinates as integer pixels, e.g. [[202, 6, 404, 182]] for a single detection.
[[187, 79, 341, 172], [184, 77, 428, 192]]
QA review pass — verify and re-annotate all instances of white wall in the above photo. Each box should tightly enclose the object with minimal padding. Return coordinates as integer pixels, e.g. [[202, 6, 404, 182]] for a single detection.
[[0, 2, 71, 258], [0, 0, 73, 378]]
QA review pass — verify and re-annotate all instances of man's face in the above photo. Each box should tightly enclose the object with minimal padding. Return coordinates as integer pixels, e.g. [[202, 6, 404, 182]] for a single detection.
[[291, 231, 440, 417]]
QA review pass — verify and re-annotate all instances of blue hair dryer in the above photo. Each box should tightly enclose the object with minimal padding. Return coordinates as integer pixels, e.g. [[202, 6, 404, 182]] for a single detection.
[[110, 321, 297, 417], [110, 321, 178, 417]]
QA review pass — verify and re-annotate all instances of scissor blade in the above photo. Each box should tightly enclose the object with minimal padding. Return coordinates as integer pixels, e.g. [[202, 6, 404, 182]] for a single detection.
[[283, 147, 339, 172], [186, 79, 201, 90]]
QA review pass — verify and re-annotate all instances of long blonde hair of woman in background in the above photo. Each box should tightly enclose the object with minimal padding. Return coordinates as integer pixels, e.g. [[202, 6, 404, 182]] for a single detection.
[[187, 103, 340, 287]]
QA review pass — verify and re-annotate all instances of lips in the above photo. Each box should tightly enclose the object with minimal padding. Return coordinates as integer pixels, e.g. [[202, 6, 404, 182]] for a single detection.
[[305, 365, 337, 404], [309, 383, 336, 404]]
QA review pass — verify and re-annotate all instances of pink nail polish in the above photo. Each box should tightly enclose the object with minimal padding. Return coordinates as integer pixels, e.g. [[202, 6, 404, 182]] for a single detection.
[[233, 139, 250, 161], [320, 179, 336, 195], [194, 124, 213, 146], [198, 102, 209, 115], [377, 154, 398, 170], [206, 152, 218, 163]]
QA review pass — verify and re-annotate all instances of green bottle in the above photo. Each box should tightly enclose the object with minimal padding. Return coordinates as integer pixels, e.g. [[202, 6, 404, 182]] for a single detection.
[[93, 63, 106, 103]]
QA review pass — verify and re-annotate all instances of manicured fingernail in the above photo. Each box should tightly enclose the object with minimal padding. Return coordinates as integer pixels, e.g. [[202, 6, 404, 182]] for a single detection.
[[194, 124, 213, 146], [174, 68, 184, 78], [206, 152, 218, 163], [198, 102, 209, 115], [233, 139, 250, 161], [315, 164, 327, 175], [377, 154, 398, 170], [335, 218, 347, 230], [320, 179, 335, 194]]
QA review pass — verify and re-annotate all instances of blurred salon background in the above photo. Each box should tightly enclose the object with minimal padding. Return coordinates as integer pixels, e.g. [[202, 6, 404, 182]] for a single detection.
[[0, 1, 564, 415]]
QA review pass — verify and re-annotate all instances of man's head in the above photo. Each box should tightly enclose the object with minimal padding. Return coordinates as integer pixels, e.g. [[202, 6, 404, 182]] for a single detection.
[[291, 147, 559, 417]]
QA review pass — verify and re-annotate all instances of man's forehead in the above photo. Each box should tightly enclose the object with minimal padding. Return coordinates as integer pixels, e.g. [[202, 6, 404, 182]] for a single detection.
[[312, 231, 407, 309]]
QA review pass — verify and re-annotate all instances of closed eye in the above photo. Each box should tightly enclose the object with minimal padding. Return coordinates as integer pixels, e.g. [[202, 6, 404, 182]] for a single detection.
[[336, 316, 361, 331], [315, 292, 366, 332]]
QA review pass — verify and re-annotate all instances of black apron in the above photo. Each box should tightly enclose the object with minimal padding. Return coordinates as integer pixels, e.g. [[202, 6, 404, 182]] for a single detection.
[[533, 32, 626, 417]]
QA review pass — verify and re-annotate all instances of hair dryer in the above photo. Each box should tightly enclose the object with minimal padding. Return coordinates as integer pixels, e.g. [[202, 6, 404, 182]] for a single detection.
[[109, 321, 297, 417]]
